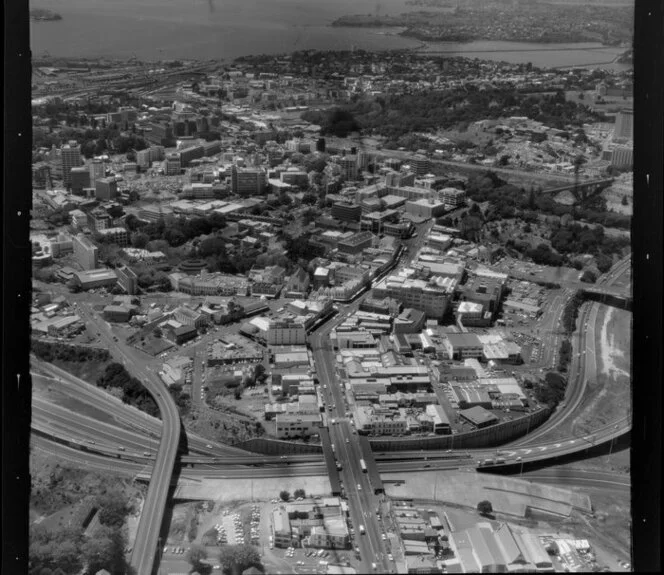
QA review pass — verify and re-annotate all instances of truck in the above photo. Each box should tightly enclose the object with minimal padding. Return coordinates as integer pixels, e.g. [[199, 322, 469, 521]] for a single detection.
[[360, 459, 367, 473]]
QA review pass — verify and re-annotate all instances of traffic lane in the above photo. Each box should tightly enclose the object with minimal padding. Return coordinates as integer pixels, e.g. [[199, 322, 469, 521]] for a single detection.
[[336, 434, 377, 573]]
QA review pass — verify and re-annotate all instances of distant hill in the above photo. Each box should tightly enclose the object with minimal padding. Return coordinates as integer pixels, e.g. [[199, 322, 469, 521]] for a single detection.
[[30, 8, 63, 21]]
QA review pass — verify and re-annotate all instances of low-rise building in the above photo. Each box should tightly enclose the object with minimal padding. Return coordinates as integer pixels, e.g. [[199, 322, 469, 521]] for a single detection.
[[274, 413, 321, 439]]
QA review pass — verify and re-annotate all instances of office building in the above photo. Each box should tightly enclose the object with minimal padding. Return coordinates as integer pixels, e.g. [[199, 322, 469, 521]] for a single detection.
[[164, 153, 182, 176], [73, 268, 118, 290], [274, 413, 321, 439], [32, 164, 52, 189], [61, 143, 82, 188], [338, 155, 358, 181], [611, 145, 633, 168], [231, 165, 267, 195], [69, 167, 91, 195], [405, 198, 447, 219], [267, 320, 307, 346], [89, 159, 106, 186], [178, 145, 205, 167], [614, 109, 633, 140], [95, 177, 118, 201], [337, 231, 373, 255], [116, 265, 138, 295], [444, 333, 484, 360], [438, 187, 466, 208], [373, 275, 455, 320], [408, 155, 430, 177], [87, 209, 112, 231], [72, 234, 98, 271], [69, 209, 88, 230], [97, 227, 129, 246], [331, 202, 362, 222], [146, 121, 176, 147], [459, 275, 506, 319]]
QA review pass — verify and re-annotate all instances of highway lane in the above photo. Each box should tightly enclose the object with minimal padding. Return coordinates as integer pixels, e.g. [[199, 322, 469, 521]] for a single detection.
[[71, 301, 181, 575], [32, 366, 258, 457], [517, 469, 630, 491]]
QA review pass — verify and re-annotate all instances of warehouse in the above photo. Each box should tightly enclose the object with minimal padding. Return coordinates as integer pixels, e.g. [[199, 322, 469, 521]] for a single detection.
[[458, 406, 499, 429]]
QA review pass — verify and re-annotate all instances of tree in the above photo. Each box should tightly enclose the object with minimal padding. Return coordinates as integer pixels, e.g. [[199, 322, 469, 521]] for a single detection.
[[218, 544, 262, 575], [80, 526, 125, 574], [279, 490, 290, 502], [293, 489, 306, 499], [131, 231, 150, 249], [188, 544, 208, 571], [477, 500, 493, 516]]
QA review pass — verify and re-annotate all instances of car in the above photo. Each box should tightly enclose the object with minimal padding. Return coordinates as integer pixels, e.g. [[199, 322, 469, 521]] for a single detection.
[[163, 546, 168, 553], [382, 534, 387, 540], [206, 444, 213, 448], [357, 484, 362, 491], [387, 553, 394, 561], [372, 563, 378, 570], [346, 438, 349, 443]]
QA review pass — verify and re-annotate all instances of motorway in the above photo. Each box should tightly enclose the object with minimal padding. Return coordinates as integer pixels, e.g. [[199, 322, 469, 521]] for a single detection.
[[70, 301, 181, 575]]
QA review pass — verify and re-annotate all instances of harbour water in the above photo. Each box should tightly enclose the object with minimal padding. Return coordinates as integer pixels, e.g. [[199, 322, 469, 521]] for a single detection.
[[30, 0, 630, 70]]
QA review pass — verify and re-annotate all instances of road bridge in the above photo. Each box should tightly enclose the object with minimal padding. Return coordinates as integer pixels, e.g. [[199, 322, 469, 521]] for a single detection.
[[540, 177, 615, 202]]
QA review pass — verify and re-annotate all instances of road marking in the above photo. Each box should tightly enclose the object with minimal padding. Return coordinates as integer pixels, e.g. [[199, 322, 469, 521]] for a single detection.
[[538, 446, 547, 451]]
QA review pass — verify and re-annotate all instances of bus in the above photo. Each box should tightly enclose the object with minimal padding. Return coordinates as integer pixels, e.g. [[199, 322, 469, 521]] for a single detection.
[[360, 459, 367, 473]]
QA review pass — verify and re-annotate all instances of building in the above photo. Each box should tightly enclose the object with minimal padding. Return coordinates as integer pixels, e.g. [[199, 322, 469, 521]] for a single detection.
[[456, 301, 492, 327], [70, 167, 91, 195], [61, 143, 82, 188], [72, 234, 98, 271], [272, 509, 292, 548], [97, 227, 128, 246], [373, 275, 454, 320], [95, 177, 118, 201], [611, 145, 633, 168], [267, 320, 307, 346], [337, 231, 373, 255], [613, 109, 633, 140], [173, 306, 208, 328], [438, 187, 466, 209], [70, 209, 88, 230], [231, 165, 267, 195], [458, 405, 499, 428], [460, 275, 505, 320], [307, 521, 350, 550], [408, 155, 430, 177], [274, 413, 321, 439], [32, 164, 52, 189], [331, 202, 362, 222], [393, 308, 426, 334], [89, 159, 106, 186], [103, 305, 132, 322], [338, 155, 359, 181], [116, 265, 138, 295], [405, 198, 447, 219], [444, 333, 484, 360], [164, 153, 182, 176], [178, 145, 205, 167], [73, 268, 118, 290], [146, 121, 176, 147], [170, 324, 198, 345], [425, 404, 451, 434], [87, 209, 112, 232], [285, 267, 310, 298]]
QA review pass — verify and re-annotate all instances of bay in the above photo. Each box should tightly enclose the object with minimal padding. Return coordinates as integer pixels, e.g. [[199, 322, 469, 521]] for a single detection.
[[30, 0, 630, 70]]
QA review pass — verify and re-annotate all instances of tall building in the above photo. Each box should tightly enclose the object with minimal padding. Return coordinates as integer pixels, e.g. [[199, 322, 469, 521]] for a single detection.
[[89, 159, 106, 186], [95, 177, 118, 201], [72, 234, 98, 271], [61, 143, 82, 188], [409, 155, 430, 177], [614, 109, 633, 140], [611, 145, 633, 168], [164, 153, 182, 176], [32, 164, 52, 189], [70, 167, 91, 195], [338, 155, 358, 181], [231, 165, 266, 195], [116, 265, 138, 295]]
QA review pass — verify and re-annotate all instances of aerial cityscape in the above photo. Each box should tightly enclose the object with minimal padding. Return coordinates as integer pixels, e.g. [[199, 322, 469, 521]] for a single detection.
[[26, 0, 637, 574]]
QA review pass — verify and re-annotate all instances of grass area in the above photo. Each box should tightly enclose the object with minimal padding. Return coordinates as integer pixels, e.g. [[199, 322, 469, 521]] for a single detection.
[[574, 305, 631, 435], [49, 358, 110, 386], [184, 406, 264, 445]]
